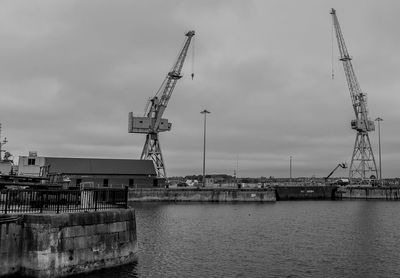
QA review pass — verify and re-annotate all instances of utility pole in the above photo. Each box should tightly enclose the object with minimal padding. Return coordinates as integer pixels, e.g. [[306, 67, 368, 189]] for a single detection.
[[290, 156, 292, 183], [201, 109, 210, 187], [375, 117, 383, 181], [236, 154, 239, 187]]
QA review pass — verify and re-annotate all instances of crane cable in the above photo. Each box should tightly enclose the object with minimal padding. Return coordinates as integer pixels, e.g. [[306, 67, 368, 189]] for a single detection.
[[191, 36, 195, 80], [331, 22, 335, 80]]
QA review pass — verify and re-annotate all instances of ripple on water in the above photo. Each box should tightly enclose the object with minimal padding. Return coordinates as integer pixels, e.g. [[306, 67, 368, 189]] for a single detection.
[[74, 201, 400, 278]]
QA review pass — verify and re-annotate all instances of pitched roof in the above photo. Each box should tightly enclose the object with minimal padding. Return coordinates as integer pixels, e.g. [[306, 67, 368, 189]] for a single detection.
[[45, 157, 156, 176]]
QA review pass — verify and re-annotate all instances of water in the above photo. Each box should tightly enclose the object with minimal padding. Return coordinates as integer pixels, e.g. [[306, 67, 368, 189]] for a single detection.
[[79, 201, 400, 277]]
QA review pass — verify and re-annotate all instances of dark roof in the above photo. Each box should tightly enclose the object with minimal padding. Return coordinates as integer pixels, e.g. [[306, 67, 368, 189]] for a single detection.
[[45, 157, 156, 176]]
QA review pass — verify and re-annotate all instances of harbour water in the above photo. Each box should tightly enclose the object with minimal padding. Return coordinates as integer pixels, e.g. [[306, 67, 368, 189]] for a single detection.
[[75, 201, 400, 277]]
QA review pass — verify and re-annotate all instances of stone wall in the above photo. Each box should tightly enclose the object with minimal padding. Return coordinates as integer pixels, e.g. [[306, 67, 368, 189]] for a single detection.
[[336, 186, 400, 200], [129, 188, 276, 202], [0, 220, 22, 276], [0, 209, 137, 278]]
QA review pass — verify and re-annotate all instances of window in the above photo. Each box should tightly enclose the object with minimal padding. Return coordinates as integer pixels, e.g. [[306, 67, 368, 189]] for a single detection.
[[129, 179, 134, 187], [28, 158, 36, 165], [76, 179, 82, 186], [103, 179, 109, 187]]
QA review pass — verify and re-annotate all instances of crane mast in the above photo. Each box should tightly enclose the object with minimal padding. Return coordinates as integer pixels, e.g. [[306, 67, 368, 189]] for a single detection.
[[128, 31, 195, 178], [330, 9, 377, 182]]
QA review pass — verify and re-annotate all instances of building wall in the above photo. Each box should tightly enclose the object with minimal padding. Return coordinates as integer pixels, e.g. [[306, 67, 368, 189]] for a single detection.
[[205, 177, 214, 186], [17, 154, 158, 188], [0, 161, 13, 175], [17, 155, 45, 176], [65, 175, 157, 188]]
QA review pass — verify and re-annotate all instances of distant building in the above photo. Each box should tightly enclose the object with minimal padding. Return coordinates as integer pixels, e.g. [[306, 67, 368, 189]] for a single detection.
[[182, 174, 235, 186], [18, 151, 45, 176], [205, 177, 214, 186], [17, 152, 159, 188]]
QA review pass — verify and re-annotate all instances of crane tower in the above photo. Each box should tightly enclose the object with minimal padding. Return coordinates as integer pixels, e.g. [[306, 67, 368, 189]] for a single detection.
[[330, 9, 378, 181], [128, 31, 195, 178]]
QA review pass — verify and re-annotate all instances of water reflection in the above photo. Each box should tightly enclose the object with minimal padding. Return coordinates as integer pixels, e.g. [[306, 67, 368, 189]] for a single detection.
[[70, 261, 138, 278]]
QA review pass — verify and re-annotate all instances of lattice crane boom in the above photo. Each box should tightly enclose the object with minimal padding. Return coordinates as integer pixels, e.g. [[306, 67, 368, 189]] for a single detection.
[[330, 9, 377, 181], [128, 31, 195, 178]]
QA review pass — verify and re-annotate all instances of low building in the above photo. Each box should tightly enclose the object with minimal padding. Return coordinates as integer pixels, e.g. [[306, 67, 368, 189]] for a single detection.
[[17, 153, 159, 188], [18, 151, 45, 176]]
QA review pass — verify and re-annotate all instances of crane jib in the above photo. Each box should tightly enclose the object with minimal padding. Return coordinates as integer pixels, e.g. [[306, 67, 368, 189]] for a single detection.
[[128, 30, 195, 178], [330, 9, 377, 181]]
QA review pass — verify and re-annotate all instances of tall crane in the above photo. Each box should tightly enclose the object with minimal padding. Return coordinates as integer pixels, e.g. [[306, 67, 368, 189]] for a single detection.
[[128, 31, 195, 178], [330, 9, 378, 181]]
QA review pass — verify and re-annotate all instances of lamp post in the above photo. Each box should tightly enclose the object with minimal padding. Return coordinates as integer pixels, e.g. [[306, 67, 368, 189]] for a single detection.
[[290, 156, 292, 183], [201, 109, 210, 187], [375, 117, 383, 181]]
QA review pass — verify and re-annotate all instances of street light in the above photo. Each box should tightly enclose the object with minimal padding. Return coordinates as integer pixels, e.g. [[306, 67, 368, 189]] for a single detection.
[[290, 156, 292, 183], [201, 109, 210, 187], [375, 117, 383, 180]]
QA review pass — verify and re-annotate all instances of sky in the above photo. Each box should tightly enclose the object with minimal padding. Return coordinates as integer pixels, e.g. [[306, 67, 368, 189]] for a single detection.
[[0, 0, 399, 178]]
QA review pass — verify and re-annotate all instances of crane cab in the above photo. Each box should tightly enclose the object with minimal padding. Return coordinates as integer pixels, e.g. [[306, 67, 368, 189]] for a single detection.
[[128, 113, 171, 133], [351, 119, 375, 132]]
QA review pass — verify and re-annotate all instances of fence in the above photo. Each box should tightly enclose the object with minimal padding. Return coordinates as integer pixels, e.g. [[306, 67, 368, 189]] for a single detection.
[[0, 187, 128, 214]]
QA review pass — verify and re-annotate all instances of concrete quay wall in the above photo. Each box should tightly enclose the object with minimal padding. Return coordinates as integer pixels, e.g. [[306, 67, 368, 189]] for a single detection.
[[335, 186, 400, 200], [0, 219, 22, 276], [129, 188, 276, 202], [0, 209, 137, 278], [276, 185, 337, 200]]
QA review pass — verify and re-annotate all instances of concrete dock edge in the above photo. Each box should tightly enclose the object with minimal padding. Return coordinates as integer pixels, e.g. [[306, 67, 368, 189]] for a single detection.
[[0, 209, 138, 278]]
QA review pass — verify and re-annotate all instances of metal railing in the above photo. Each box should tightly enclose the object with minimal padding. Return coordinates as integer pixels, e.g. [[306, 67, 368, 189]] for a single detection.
[[0, 187, 128, 214]]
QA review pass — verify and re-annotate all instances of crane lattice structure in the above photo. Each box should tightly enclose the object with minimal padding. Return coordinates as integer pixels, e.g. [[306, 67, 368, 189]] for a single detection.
[[331, 9, 378, 182], [0, 123, 8, 160], [128, 31, 195, 178]]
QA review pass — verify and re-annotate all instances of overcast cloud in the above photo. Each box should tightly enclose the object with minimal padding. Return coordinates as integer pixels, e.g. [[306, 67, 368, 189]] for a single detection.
[[1, 0, 399, 178]]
